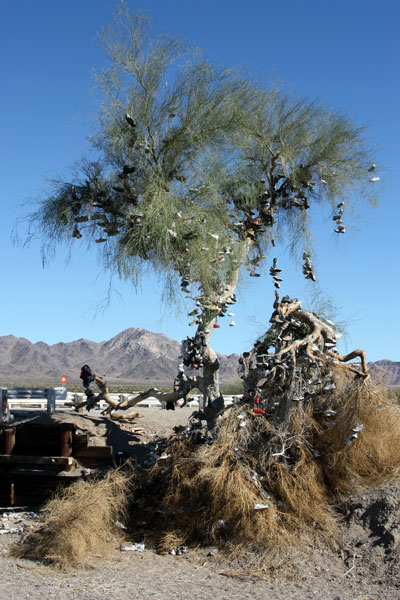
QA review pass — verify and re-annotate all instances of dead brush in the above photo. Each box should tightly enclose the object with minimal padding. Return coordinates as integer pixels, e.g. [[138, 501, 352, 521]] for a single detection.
[[139, 373, 400, 556], [12, 468, 133, 569], [133, 295, 400, 559], [141, 405, 336, 553], [318, 376, 400, 493]]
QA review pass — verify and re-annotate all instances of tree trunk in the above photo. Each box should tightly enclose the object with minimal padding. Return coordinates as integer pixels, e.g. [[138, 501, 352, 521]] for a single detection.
[[195, 241, 252, 417], [201, 346, 224, 422]]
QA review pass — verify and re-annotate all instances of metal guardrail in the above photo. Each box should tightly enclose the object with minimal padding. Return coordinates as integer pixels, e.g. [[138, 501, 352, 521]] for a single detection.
[[5, 391, 237, 411], [4, 387, 67, 400], [1, 387, 67, 418]]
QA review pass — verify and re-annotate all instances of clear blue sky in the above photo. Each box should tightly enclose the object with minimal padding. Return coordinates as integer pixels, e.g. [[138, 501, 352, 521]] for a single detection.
[[1, 0, 399, 362]]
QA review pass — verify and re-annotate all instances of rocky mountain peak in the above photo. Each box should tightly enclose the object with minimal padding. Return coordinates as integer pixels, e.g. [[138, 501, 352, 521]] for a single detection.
[[0, 329, 397, 388]]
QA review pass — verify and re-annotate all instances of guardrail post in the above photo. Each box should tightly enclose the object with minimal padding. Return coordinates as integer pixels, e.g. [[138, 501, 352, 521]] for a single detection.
[[74, 393, 83, 413], [1, 388, 11, 425], [47, 388, 56, 414], [198, 394, 205, 412]]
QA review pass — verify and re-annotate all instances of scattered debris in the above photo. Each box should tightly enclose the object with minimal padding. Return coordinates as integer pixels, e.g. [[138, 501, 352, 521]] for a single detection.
[[120, 542, 145, 552]]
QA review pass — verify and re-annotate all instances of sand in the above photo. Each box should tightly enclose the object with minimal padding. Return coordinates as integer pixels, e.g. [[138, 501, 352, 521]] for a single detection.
[[1, 406, 399, 599]]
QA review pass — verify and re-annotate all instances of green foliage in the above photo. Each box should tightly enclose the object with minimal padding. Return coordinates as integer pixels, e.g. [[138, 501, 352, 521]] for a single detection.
[[220, 378, 244, 395], [303, 289, 349, 337], [24, 2, 378, 327]]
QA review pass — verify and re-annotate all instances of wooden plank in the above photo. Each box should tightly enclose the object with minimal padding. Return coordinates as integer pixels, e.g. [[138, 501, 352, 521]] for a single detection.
[[0, 473, 81, 506], [11, 423, 76, 457], [59, 424, 73, 457], [0, 454, 75, 466], [72, 432, 89, 450], [1, 428, 16, 454], [73, 446, 113, 458]]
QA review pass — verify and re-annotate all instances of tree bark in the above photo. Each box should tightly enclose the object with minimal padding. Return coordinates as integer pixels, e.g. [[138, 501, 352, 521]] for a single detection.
[[201, 346, 224, 421], [111, 377, 199, 414], [194, 241, 252, 416], [69, 375, 119, 413]]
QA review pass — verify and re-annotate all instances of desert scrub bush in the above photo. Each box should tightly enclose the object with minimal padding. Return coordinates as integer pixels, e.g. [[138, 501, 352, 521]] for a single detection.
[[12, 468, 133, 569], [136, 376, 400, 556], [320, 379, 400, 492]]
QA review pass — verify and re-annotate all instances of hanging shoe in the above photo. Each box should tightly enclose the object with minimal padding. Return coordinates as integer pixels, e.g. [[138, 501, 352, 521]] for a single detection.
[[324, 409, 337, 417], [72, 225, 82, 239], [125, 113, 137, 127], [352, 424, 365, 432], [323, 383, 336, 391], [324, 341, 336, 348]]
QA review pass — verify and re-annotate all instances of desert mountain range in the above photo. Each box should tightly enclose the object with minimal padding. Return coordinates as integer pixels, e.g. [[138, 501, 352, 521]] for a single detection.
[[0, 328, 398, 388], [366, 359, 400, 389], [0, 328, 239, 386]]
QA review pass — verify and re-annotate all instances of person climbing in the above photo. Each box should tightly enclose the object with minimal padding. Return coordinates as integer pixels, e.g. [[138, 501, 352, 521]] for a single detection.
[[79, 364, 98, 410], [80, 364, 95, 389]]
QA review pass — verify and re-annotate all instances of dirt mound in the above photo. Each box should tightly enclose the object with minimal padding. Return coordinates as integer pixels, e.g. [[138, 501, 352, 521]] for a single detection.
[[339, 483, 400, 587]]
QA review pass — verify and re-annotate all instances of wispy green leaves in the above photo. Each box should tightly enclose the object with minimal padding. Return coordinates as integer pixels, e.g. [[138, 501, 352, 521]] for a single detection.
[[25, 3, 378, 308]]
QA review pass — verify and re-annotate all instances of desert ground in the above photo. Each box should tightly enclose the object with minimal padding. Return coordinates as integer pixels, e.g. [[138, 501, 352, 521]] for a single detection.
[[1, 406, 399, 600]]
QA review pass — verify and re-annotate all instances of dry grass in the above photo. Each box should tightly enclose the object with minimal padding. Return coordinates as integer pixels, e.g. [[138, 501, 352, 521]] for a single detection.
[[138, 372, 400, 556], [141, 406, 336, 554], [12, 468, 133, 569], [319, 376, 400, 493], [12, 370, 400, 568]]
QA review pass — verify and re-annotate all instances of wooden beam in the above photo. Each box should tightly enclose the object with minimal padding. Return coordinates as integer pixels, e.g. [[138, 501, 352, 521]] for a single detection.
[[59, 424, 73, 457], [73, 446, 113, 458], [0, 455, 76, 466], [1, 428, 16, 455]]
